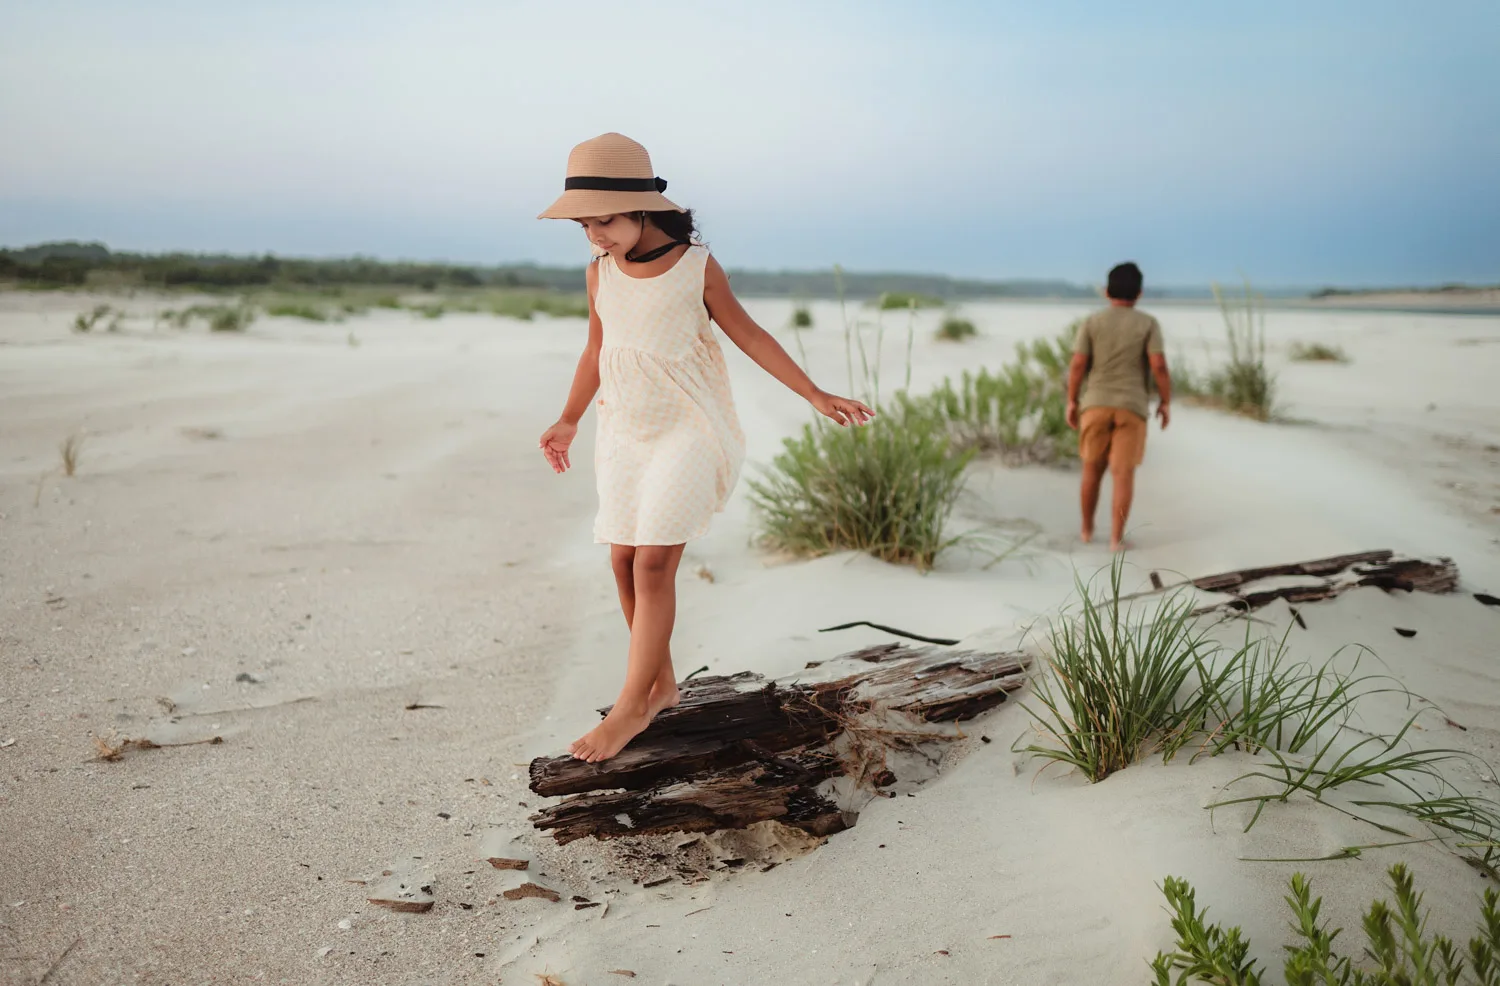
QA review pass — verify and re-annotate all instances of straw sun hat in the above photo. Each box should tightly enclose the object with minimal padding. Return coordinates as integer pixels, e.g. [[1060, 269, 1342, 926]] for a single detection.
[[537, 133, 684, 220]]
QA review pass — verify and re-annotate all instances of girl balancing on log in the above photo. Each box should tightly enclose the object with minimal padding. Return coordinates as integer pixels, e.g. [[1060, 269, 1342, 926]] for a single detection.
[[537, 133, 874, 763]]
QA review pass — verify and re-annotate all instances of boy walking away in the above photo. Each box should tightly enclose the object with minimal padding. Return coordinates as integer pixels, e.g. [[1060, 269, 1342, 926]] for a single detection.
[[1065, 262, 1172, 551]]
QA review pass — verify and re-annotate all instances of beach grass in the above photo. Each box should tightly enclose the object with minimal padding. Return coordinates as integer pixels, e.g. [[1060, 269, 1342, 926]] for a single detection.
[[1151, 865, 1500, 985], [72, 304, 112, 334], [265, 301, 334, 322], [751, 266, 970, 570], [791, 305, 814, 329], [875, 291, 945, 311], [1025, 560, 1500, 870], [1187, 281, 1277, 420], [914, 321, 1078, 463], [935, 316, 977, 341], [1290, 340, 1350, 363], [748, 402, 971, 571]]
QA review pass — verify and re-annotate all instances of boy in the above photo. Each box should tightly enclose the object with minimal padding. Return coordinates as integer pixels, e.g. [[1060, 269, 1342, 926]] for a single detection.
[[1065, 262, 1172, 551]]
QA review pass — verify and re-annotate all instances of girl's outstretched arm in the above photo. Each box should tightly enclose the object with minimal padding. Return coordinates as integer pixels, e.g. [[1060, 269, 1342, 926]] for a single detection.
[[703, 256, 874, 427], [539, 262, 603, 473]]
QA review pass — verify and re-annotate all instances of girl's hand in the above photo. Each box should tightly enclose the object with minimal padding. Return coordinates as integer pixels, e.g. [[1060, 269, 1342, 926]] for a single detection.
[[539, 419, 578, 473], [810, 390, 875, 427]]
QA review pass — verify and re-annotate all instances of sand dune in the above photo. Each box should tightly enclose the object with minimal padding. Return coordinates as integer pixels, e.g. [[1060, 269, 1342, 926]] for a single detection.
[[3, 292, 1499, 984]]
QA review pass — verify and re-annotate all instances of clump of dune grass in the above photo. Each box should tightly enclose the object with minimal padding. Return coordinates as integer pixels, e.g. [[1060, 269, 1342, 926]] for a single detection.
[[875, 291, 944, 311], [1289, 340, 1350, 363], [72, 304, 111, 333], [748, 403, 972, 570], [207, 304, 255, 332], [751, 266, 971, 571], [1152, 865, 1500, 986], [265, 301, 333, 322], [791, 305, 814, 329], [1181, 281, 1276, 420], [1024, 559, 1500, 871], [373, 294, 403, 309], [915, 321, 1078, 463], [59, 432, 85, 476], [935, 315, 977, 342]]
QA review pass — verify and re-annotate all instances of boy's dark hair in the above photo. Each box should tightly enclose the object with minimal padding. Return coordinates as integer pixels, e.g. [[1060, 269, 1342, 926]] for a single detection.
[[644, 209, 699, 244], [1106, 262, 1143, 301]]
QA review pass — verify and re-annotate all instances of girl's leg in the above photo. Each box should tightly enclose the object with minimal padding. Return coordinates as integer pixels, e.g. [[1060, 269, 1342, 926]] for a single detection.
[[571, 543, 686, 762], [609, 544, 679, 717]]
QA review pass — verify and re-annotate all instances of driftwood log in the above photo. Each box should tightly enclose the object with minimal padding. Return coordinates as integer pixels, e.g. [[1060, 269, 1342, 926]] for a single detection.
[[1161, 550, 1460, 615], [529, 643, 1030, 844]]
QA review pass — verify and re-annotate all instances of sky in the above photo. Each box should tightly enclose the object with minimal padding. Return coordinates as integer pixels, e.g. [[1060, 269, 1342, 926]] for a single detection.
[[1, 1, 1497, 286]]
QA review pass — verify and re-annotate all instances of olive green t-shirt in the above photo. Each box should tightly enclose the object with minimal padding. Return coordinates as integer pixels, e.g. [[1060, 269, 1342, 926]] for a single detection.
[[1073, 306, 1164, 420]]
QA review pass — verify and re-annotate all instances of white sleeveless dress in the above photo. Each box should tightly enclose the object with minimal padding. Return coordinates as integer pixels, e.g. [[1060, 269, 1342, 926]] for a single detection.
[[593, 245, 746, 546]]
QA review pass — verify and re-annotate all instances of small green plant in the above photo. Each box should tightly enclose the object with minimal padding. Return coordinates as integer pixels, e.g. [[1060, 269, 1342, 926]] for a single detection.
[[791, 305, 814, 329], [935, 316, 977, 341], [875, 291, 944, 311], [72, 304, 111, 333], [416, 303, 446, 320], [374, 294, 403, 309], [1289, 341, 1350, 363], [1151, 865, 1500, 986]]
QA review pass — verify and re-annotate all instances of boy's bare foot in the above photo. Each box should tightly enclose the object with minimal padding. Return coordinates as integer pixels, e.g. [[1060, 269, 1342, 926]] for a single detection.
[[569, 703, 652, 763], [1110, 537, 1132, 553], [647, 680, 680, 718], [1080, 526, 1094, 544]]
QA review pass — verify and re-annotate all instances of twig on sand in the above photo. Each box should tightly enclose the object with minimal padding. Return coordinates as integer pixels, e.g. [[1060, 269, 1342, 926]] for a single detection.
[[91, 735, 223, 761], [682, 665, 710, 681], [37, 936, 81, 984], [819, 621, 959, 645]]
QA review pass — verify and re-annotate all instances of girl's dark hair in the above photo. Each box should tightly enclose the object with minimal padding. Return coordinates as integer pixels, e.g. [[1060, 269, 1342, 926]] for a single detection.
[[643, 209, 700, 244]]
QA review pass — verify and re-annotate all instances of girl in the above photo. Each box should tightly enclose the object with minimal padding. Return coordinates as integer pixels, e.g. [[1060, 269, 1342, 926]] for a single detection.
[[536, 133, 874, 763]]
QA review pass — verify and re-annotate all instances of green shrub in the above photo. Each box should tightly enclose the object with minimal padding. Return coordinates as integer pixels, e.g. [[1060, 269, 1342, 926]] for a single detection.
[[374, 294, 403, 309], [748, 404, 971, 570], [915, 322, 1078, 463], [72, 304, 111, 333], [791, 305, 814, 329], [207, 304, 255, 332], [875, 291, 944, 310], [935, 316, 977, 341], [1151, 865, 1500, 986], [1289, 341, 1350, 363]]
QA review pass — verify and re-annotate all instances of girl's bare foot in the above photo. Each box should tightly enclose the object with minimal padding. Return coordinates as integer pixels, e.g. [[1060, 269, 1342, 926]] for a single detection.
[[1110, 537, 1132, 553], [569, 702, 652, 763], [647, 680, 680, 718], [1080, 525, 1094, 544]]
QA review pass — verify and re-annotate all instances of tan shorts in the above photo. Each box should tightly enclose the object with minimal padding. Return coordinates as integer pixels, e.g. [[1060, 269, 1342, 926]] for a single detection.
[[1079, 406, 1147, 471]]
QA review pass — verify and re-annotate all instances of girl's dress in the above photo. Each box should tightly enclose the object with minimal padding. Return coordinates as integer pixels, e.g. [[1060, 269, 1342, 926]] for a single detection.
[[592, 245, 745, 546]]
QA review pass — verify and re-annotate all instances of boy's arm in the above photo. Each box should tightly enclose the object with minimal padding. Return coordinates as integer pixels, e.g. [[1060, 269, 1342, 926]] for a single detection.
[[1150, 353, 1172, 428], [1147, 319, 1170, 428], [1065, 318, 1092, 430]]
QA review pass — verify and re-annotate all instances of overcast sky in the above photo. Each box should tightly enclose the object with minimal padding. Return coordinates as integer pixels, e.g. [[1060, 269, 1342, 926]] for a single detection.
[[2, 1, 1496, 285]]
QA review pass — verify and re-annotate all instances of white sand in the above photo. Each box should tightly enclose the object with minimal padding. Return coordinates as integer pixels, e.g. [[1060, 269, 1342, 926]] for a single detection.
[[3, 292, 1499, 984]]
